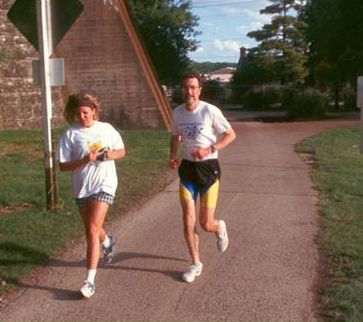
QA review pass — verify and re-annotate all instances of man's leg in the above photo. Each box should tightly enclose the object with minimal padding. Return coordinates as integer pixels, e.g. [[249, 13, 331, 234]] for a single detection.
[[179, 181, 203, 282], [181, 200, 200, 263], [199, 179, 219, 232], [200, 180, 229, 252]]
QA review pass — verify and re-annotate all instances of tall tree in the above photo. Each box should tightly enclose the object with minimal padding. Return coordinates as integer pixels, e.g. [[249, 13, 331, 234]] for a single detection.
[[246, 0, 308, 85], [125, 0, 199, 85], [304, 0, 363, 101]]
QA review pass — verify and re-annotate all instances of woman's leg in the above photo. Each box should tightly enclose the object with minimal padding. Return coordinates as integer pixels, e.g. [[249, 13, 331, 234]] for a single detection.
[[79, 199, 109, 269]]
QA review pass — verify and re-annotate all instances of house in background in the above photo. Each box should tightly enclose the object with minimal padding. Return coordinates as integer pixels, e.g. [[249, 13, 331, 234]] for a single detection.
[[203, 67, 236, 104], [205, 67, 236, 83]]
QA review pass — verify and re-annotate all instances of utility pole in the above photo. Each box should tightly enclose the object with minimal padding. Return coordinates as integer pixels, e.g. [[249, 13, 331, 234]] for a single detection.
[[36, 0, 57, 210]]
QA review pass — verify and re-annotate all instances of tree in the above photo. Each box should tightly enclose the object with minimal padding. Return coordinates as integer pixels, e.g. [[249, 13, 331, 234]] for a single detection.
[[246, 0, 308, 85], [304, 0, 363, 106], [125, 0, 200, 85]]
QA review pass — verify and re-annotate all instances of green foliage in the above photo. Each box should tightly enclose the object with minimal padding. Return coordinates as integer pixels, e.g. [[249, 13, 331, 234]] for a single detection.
[[125, 0, 200, 85], [238, 86, 284, 110], [282, 87, 328, 119], [246, 0, 308, 85], [231, 55, 275, 102], [304, 0, 363, 87], [201, 79, 224, 104], [296, 127, 363, 321]]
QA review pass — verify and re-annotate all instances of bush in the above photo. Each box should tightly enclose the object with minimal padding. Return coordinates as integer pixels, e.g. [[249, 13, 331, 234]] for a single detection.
[[282, 87, 328, 119], [202, 79, 224, 104], [343, 90, 357, 110], [241, 90, 264, 109], [240, 86, 284, 110]]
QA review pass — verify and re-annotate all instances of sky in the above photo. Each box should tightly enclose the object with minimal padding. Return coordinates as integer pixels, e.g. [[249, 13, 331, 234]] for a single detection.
[[188, 0, 271, 64]]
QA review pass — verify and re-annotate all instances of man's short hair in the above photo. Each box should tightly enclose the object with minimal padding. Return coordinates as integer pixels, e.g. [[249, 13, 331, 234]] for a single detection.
[[181, 73, 202, 87]]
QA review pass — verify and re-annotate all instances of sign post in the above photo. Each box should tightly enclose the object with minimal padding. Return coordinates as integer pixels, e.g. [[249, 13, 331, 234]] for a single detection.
[[36, 0, 56, 210], [357, 76, 363, 153]]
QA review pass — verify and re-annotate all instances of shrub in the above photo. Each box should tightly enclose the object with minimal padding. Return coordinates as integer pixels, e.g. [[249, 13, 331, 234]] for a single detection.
[[241, 90, 264, 110], [282, 87, 328, 119], [240, 86, 284, 110]]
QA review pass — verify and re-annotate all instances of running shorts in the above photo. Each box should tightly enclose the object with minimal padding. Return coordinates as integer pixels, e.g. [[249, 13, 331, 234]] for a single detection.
[[75, 191, 114, 209], [178, 159, 221, 208]]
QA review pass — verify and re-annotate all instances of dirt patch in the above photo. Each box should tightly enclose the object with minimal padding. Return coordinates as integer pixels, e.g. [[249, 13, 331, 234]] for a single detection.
[[0, 203, 30, 216]]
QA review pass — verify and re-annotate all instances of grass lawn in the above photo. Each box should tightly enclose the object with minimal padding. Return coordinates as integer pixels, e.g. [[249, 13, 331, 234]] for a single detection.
[[0, 127, 174, 296], [296, 126, 363, 322]]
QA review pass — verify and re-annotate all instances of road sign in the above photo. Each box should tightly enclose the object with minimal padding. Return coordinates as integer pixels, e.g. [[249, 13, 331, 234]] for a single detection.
[[7, 0, 84, 52], [32, 58, 65, 87], [357, 76, 363, 108]]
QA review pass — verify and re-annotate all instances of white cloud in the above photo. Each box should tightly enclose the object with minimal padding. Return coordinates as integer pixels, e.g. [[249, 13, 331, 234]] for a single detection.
[[241, 8, 271, 24], [212, 39, 241, 53], [236, 21, 264, 34]]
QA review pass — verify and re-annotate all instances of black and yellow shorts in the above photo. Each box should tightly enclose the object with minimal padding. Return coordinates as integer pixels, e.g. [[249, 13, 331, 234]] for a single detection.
[[178, 159, 221, 208]]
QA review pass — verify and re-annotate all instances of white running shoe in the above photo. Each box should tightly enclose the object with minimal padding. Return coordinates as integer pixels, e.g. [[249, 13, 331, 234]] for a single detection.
[[102, 235, 116, 264], [182, 262, 203, 283], [80, 281, 95, 298], [216, 220, 229, 252]]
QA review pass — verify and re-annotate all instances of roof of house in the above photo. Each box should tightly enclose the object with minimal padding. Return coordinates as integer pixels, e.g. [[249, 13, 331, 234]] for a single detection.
[[208, 67, 236, 75]]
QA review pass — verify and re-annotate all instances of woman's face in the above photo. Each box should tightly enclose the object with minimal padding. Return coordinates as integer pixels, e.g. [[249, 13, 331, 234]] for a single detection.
[[75, 105, 96, 127]]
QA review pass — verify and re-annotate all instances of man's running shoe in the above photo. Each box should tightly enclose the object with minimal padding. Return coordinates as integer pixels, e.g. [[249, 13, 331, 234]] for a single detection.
[[216, 220, 229, 252], [80, 281, 95, 298], [182, 262, 203, 283], [102, 235, 116, 264]]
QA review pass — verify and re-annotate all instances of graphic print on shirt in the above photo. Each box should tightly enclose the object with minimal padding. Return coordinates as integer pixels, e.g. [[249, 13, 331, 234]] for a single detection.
[[179, 122, 204, 139], [88, 141, 102, 153], [74, 136, 104, 160]]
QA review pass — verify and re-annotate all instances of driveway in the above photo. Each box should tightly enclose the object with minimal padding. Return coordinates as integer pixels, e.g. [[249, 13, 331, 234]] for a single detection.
[[0, 115, 359, 321]]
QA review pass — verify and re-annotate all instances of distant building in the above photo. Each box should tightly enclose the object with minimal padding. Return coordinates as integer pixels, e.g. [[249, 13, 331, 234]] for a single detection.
[[205, 67, 236, 83], [236, 46, 248, 72]]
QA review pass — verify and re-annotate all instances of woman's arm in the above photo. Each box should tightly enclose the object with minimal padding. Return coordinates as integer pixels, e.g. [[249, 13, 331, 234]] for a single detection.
[[58, 154, 93, 172], [104, 148, 126, 161]]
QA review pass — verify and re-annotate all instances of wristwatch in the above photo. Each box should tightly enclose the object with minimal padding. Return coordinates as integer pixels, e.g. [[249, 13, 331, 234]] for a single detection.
[[211, 145, 217, 153]]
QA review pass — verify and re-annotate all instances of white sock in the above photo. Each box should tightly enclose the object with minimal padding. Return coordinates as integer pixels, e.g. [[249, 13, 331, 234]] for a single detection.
[[86, 269, 97, 284], [102, 235, 111, 248]]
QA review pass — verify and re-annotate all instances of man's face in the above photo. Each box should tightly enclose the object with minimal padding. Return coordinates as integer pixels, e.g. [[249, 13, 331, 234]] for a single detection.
[[182, 77, 201, 107]]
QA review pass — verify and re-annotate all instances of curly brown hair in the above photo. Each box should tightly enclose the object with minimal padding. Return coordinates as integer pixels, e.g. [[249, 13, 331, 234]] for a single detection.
[[63, 93, 102, 124]]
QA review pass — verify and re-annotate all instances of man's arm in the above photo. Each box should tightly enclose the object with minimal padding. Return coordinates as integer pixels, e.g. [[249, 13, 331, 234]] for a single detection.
[[169, 134, 181, 169], [191, 127, 236, 160], [212, 127, 236, 152]]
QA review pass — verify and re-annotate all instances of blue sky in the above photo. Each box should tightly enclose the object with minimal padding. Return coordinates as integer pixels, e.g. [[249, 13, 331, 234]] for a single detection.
[[188, 0, 271, 63]]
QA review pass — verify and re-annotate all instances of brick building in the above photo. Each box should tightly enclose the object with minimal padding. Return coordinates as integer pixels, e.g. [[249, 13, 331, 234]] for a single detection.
[[0, 0, 171, 130]]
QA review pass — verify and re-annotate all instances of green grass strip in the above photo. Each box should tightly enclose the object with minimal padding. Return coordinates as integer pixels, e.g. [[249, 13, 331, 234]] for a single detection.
[[296, 126, 363, 322]]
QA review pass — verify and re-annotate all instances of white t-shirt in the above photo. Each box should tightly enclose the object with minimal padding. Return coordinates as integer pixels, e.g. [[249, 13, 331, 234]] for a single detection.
[[171, 100, 231, 161], [58, 121, 124, 198]]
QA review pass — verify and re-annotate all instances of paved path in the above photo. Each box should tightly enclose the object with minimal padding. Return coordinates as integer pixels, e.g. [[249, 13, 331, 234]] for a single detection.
[[0, 116, 358, 321]]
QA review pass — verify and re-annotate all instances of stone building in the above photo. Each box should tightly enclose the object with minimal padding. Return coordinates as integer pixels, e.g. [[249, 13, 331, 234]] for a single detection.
[[0, 0, 171, 130]]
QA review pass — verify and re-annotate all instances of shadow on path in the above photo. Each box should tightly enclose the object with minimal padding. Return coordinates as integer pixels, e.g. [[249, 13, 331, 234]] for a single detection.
[[0, 244, 186, 301]]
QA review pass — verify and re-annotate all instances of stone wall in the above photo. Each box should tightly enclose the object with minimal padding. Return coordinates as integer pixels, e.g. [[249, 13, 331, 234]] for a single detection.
[[56, 0, 170, 129], [0, 0, 171, 130], [0, 0, 64, 129]]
